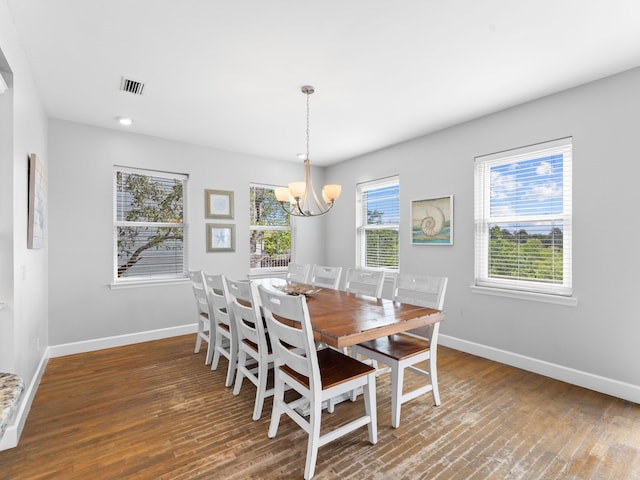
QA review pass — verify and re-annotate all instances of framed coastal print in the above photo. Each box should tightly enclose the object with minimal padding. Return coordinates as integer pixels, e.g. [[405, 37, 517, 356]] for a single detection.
[[206, 223, 235, 252], [411, 195, 453, 245], [28, 153, 47, 249], [205, 189, 234, 219]]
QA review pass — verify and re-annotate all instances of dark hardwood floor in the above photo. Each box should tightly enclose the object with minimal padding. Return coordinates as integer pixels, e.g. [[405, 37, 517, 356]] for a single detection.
[[1, 335, 639, 479]]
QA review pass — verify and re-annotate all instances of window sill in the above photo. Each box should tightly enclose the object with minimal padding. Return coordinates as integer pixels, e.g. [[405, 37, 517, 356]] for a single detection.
[[470, 285, 578, 306], [110, 278, 190, 290]]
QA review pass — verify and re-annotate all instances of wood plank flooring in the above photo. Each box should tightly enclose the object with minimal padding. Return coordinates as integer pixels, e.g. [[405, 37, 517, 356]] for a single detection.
[[1, 335, 639, 479]]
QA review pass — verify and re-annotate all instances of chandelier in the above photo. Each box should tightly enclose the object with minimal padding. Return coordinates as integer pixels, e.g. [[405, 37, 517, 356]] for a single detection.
[[275, 86, 341, 217]]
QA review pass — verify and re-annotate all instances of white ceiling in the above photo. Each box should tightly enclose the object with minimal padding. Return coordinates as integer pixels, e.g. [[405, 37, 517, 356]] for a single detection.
[[5, 0, 640, 166]]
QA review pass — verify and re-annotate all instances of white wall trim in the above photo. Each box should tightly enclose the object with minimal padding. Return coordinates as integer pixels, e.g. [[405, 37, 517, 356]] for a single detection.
[[439, 334, 640, 404], [0, 349, 49, 451], [49, 324, 198, 358]]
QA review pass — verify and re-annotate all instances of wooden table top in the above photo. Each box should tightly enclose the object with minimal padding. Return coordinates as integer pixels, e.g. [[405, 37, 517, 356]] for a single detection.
[[256, 278, 444, 349]]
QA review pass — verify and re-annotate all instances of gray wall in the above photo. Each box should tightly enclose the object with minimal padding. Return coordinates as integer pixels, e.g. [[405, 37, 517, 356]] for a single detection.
[[0, 1, 49, 448], [47, 120, 327, 345], [325, 67, 640, 397]]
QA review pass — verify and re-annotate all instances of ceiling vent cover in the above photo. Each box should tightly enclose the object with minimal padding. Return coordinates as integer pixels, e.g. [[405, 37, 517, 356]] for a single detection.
[[120, 77, 145, 96]]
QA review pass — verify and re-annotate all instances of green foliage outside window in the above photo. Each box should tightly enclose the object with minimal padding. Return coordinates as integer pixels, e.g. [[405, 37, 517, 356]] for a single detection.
[[250, 186, 291, 268], [489, 225, 563, 282], [116, 171, 184, 278]]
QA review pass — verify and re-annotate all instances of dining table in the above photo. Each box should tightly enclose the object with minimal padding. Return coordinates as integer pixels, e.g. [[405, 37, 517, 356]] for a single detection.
[[254, 277, 444, 348]]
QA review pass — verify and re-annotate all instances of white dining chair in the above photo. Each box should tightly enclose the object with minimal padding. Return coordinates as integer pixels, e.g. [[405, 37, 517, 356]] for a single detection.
[[258, 285, 378, 480], [328, 267, 384, 412], [286, 262, 311, 284], [344, 268, 385, 299], [226, 278, 275, 421], [189, 270, 214, 365], [351, 274, 448, 428], [309, 264, 342, 290], [203, 272, 238, 387]]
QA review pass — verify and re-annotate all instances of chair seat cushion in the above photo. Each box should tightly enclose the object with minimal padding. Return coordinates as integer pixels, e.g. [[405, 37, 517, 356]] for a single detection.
[[357, 334, 430, 361], [281, 347, 375, 390], [1, 373, 24, 438]]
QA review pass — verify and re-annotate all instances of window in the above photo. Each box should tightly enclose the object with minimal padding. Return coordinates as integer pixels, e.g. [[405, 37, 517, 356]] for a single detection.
[[356, 176, 400, 270], [250, 184, 292, 271], [474, 138, 572, 297], [114, 167, 187, 283]]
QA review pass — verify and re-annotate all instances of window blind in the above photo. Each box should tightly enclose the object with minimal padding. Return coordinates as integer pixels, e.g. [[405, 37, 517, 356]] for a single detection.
[[474, 138, 572, 296], [356, 176, 400, 270], [114, 167, 187, 281]]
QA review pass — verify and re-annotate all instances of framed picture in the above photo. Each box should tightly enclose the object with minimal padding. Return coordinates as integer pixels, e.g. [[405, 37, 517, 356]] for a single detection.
[[206, 223, 235, 252], [28, 153, 47, 249], [411, 195, 453, 245], [205, 189, 234, 219]]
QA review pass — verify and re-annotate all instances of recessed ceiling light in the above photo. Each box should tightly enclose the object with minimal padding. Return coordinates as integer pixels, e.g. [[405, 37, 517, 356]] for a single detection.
[[296, 153, 306, 160], [118, 117, 133, 126]]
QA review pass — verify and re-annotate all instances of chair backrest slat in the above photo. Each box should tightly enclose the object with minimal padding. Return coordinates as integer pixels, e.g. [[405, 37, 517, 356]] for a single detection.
[[286, 263, 311, 284], [344, 268, 385, 299], [393, 274, 447, 341], [258, 286, 318, 383], [226, 278, 264, 349], [203, 272, 233, 328], [393, 274, 448, 310], [189, 270, 210, 317], [310, 264, 342, 290]]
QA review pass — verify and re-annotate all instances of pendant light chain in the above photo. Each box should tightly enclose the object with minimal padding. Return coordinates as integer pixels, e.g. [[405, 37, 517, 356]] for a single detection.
[[305, 88, 311, 160]]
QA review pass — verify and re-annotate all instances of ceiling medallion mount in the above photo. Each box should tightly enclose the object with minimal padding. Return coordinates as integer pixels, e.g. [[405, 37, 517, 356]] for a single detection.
[[275, 85, 341, 217]]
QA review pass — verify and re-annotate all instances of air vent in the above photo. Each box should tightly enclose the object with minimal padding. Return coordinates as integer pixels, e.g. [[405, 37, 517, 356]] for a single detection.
[[119, 77, 145, 96]]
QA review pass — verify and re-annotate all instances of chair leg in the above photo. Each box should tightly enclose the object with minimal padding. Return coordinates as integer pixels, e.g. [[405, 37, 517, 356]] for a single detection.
[[430, 354, 441, 406], [204, 332, 214, 366], [211, 333, 222, 371], [304, 401, 322, 480], [268, 376, 285, 439], [194, 324, 203, 354], [362, 373, 378, 444], [225, 336, 237, 387], [391, 364, 404, 429], [252, 360, 269, 420], [233, 350, 246, 395]]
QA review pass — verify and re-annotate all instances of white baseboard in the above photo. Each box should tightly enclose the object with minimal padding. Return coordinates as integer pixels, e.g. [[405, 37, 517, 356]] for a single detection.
[[439, 334, 640, 404], [48, 324, 198, 358]]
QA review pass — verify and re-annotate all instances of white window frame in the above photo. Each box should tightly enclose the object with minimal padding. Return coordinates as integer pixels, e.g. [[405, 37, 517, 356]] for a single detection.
[[473, 138, 574, 305], [113, 166, 188, 287], [249, 183, 293, 276], [356, 175, 400, 272]]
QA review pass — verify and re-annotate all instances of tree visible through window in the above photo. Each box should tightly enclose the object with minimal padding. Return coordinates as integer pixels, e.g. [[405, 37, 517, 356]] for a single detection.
[[474, 138, 572, 296], [114, 167, 187, 282], [356, 176, 399, 270], [250, 184, 292, 270]]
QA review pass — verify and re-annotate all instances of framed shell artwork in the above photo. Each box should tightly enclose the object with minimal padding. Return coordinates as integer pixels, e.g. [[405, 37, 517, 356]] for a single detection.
[[411, 195, 453, 245]]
